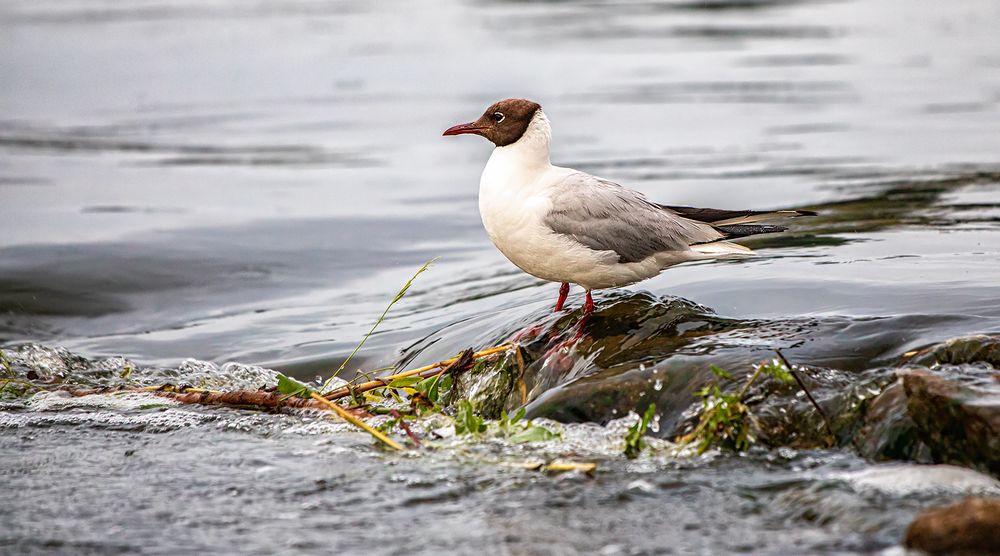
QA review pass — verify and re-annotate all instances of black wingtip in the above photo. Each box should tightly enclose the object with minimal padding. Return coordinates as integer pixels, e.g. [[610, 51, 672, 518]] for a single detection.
[[795, 210, 818, 217], [715, 224, 787, 238]]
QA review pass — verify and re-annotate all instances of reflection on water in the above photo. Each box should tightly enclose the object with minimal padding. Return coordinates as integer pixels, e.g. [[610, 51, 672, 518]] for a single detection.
[[2, 0, 1000, 553]]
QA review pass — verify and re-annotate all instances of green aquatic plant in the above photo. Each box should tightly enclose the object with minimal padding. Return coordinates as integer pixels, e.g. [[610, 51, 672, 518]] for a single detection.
[[0, 379, 41, 401], [454, 399, 487, 435], [494, 408, 560, 443], [0, 350, 12, 377], [678, 354, 817, 453], [453, 401, 560, 441], [119, 363, 134, 381], [623, 403, 656, 459], [496, 408, 527, 436], [412, 371, 452, 410], [689, 380, 754, 453], [757, 359, 794, 385]]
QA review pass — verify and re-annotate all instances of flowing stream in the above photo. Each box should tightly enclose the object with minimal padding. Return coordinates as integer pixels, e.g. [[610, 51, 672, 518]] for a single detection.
[[3, 0, 1000, 553]]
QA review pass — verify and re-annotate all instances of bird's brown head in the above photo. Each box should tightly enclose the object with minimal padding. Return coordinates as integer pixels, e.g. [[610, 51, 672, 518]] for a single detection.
[[443, 98, 541, 147]]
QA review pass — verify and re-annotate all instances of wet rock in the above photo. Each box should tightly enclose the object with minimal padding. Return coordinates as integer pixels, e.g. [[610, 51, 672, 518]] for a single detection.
[[854, 378, 932, 462], [745, 366, 892, 449], [903, 368, 1000, 476], [904, 496, 1000, 554], [906, 334, 1000, 368], [2, 343, 95, 383], [448, 350, 525, 418]]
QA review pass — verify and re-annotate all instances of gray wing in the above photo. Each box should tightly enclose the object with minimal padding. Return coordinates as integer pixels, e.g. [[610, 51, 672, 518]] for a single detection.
[[543, 172, 723, 264]]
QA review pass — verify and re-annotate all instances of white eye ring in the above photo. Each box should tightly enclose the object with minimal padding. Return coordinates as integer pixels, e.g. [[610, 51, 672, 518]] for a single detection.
[[493, 112, 505, 123]]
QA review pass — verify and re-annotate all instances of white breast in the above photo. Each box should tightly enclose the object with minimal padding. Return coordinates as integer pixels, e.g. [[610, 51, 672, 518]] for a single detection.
[[479, 147, 567, 281]]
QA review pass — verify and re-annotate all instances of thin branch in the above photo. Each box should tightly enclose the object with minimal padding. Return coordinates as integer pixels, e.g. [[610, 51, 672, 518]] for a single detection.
[[62, 386, 370, 417], [389, 409, 422, 446], [773, 348, 835, 443]]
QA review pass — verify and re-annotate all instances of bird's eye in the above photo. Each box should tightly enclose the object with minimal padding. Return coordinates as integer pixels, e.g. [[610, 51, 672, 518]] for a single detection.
[[493, 112, 505, 123]]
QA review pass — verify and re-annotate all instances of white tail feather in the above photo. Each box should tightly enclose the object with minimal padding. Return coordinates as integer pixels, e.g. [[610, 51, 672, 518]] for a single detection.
[[689, 241, 754, 257]]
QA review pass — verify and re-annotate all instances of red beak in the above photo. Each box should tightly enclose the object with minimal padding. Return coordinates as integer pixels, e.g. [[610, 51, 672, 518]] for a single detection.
[[443, 122, 484, 137]]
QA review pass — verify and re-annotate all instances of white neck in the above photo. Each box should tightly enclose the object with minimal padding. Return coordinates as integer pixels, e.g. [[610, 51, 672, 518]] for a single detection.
[[488, 109, 552, 173]]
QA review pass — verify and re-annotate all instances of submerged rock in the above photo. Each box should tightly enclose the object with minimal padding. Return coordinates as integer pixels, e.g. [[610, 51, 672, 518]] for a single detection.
[[447, 350, 525, 418], [904, 497, 1000, 554], [0, 343, 282, 391]]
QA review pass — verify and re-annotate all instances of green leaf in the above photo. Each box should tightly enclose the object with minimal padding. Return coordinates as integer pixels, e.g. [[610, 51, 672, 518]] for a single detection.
[[509, 425, 559, 444], [414, 373, 446, 404], [623, 403, 656, 459], [709, 365, 734, 381], [277, 374, 314, 399], [510, 407, 526, 423], [387, 376, 422, 388], [438, 374, 453, 394], [761, 360, 795, 384], [454, 399, 486, 436]]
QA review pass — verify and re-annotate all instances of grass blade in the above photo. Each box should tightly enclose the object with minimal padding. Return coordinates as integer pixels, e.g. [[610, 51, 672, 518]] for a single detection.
[[322, 259, 435, 391], [310, 392, 404, 451]]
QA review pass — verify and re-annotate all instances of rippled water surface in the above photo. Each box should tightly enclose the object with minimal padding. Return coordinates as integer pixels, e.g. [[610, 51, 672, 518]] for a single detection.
[[3, 0, 1000, 553]]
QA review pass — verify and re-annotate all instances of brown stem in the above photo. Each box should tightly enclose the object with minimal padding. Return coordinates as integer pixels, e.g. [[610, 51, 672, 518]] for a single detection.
[[389, 409, 421, 446], [63, 386, 373, 418], [773, 348, 836, 443]]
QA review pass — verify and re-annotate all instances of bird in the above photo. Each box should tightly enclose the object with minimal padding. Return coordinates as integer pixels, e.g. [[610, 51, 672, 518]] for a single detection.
[[443, 98, 815, 316]]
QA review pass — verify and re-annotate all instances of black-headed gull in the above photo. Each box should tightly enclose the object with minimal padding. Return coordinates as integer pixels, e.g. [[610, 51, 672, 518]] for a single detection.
[[444, 98, 814, 315]]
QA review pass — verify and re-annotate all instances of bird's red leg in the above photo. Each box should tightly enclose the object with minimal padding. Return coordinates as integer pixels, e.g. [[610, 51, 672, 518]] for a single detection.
[[540, 291, 593, 364], [554, 282, 570, 312]]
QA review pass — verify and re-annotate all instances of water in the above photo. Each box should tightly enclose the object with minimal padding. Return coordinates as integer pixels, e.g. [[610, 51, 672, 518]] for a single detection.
[[3, 0, 1000, 553]]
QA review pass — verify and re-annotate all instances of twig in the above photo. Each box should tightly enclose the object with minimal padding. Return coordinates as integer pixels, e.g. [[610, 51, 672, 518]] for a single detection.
[[61, 386, 371, 417], [773, 348, 835, 442], [321, 345, 507, 399], [389, 409, 421, 446], [309, 391, 404, 451]]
